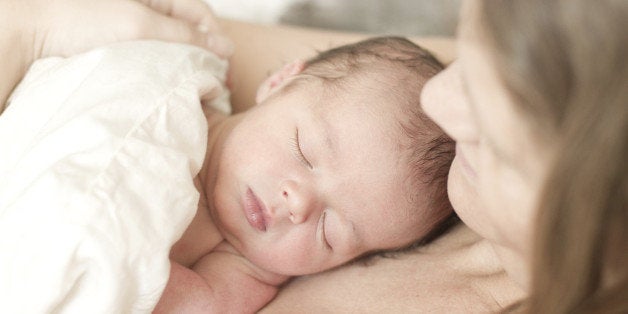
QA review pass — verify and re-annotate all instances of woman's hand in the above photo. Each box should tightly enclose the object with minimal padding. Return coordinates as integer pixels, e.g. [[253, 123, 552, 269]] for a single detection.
[[22, 0, 234, 62], [0, 0, 233, 112]]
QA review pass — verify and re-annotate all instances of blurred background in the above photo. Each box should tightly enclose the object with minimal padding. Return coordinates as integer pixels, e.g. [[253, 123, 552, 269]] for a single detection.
[[208, 0, 461, 37]]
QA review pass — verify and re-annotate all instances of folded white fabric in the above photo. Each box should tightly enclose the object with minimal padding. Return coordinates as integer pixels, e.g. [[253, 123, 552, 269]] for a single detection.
[[0, 41, 228, 313]]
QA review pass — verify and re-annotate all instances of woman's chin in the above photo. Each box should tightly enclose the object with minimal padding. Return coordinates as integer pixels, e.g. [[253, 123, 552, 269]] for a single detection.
[[447, 160, 484, 235]]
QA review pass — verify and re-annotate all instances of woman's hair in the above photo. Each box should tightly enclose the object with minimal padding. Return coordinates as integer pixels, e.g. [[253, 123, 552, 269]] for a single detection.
[[479, 1, 627, 313], [294, 37, 456, 249]]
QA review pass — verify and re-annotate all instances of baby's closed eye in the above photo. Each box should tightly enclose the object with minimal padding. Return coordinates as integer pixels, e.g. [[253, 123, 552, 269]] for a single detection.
[[290, 127, 313, 169]]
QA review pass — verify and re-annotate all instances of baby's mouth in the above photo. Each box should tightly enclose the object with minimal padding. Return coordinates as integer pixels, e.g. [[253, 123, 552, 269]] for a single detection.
[[244, 188, 267, 232]]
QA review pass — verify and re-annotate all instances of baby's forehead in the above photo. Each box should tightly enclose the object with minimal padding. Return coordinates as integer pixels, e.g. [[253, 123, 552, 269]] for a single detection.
[[296, 84, 425, 163], [304, 80, 411, 121]]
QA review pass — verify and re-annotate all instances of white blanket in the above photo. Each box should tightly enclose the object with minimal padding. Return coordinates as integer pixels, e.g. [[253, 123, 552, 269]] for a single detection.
[[0, 41, 228, 313]]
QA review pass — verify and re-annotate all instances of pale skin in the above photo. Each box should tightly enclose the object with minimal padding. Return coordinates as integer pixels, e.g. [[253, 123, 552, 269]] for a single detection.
[[424, 0, 555, 290], [264, 225, 525, 313], [213, 13, 526, 312], [217, 18, 457, 113], [0, 0, 234, 114], [157, 54, 451, 312], [10, 0, 613, 311], [0, 1, 484, 312], [266, 0, 553, 311]]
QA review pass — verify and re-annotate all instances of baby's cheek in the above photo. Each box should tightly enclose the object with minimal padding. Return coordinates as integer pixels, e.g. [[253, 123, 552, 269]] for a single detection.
[[246, 235, 323, 275]]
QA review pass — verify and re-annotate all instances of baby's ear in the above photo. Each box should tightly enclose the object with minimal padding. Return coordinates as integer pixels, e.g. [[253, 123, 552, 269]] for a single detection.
[[255, 60, 306, 104]]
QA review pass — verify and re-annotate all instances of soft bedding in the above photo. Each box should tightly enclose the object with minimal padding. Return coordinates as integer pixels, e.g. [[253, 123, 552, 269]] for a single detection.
[[0, 41, 228, 312]]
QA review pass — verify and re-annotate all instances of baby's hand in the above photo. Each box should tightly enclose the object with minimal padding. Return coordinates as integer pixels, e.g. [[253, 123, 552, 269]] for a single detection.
[[20, 0, 234, 62]]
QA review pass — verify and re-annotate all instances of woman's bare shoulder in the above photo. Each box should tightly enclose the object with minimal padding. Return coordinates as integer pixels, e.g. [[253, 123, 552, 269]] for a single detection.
[[262, 224, 525, 313]]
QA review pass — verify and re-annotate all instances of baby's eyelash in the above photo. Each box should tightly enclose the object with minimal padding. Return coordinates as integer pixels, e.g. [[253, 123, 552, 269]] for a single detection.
[[290, 128, 313, 169], [321, 211, 332, 251]]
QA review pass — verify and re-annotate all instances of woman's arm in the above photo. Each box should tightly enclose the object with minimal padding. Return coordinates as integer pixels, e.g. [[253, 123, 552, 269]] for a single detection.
[[0, 2, 33, 112], [218, 18, 456, 112], [1, 0, 232, 114]]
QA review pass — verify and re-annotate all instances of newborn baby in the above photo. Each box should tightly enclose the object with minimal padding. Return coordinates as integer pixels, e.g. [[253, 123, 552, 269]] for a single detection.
[[158, 37, 454, 312]]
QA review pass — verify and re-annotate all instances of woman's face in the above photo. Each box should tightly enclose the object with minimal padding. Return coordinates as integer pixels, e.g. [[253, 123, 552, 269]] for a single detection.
[[421, 0, 554, 266]]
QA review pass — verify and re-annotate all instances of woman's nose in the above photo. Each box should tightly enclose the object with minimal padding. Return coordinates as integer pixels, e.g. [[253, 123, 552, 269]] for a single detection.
[[280, 180, 319, 224], [421, 61, 479, 142]]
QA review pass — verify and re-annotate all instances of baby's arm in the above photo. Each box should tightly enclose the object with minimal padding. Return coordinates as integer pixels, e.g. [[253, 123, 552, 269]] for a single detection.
[[154, 261, 216, 313], [155, 242, 288, 313]]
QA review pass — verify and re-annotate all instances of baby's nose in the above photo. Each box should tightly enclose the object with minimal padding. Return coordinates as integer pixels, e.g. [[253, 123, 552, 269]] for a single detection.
[[280, 180, 319, 224]]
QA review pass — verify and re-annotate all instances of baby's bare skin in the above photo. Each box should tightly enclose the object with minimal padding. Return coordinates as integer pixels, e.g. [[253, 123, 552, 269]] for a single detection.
[[161, 182, 288, 313], [157, 37, 452, 313], [169, 178, 222, 267]]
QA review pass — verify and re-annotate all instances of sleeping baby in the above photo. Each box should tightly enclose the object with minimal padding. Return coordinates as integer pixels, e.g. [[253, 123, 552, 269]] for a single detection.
[[156, 37, 455, 313], [0, 37, 452, 313]]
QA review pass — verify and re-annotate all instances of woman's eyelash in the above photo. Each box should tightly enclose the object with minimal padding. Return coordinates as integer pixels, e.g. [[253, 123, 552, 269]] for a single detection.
[[290, 128, 313, 169]]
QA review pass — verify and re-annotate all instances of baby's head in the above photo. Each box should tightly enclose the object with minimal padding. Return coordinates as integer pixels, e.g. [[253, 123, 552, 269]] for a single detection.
[[211, 37, 454, 275]]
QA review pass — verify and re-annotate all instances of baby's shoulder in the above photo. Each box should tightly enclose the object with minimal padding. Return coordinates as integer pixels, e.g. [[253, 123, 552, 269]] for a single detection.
[[170, 202, 223, 267], [185, 241, 287, 312]]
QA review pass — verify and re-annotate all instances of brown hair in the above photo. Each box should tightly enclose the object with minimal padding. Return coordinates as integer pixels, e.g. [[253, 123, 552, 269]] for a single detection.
[[480, 1, 628, 313], [287, 37, 456, 247]]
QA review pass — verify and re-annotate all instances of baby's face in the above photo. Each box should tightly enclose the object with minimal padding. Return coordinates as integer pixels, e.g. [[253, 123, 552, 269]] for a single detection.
[[210, 85, 434, 275]]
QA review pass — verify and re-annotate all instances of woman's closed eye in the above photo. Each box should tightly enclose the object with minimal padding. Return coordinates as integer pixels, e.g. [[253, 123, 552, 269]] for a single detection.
[[290, 128, 313, 169]]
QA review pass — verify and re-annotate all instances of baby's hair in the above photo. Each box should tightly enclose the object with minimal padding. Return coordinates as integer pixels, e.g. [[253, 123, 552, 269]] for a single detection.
[[287, 37, 456, 251]]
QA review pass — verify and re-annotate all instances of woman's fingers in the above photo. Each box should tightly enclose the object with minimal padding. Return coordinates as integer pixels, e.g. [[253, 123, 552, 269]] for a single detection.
[[142, 9, 234, 58], [135, 0, 232, 58], [138, 0, 219, 29], [30, 0, 234, 59]]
